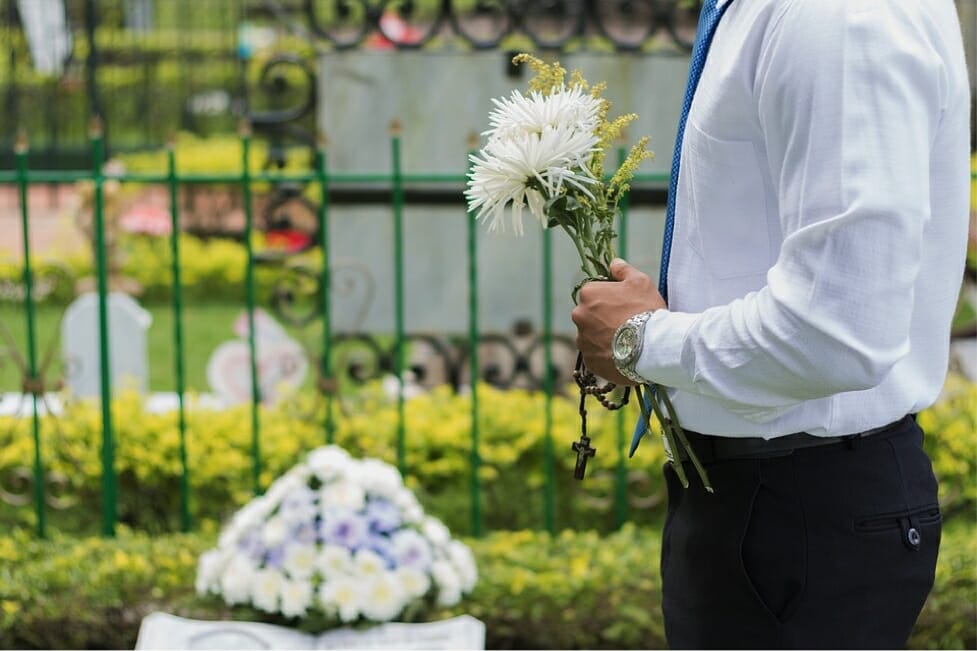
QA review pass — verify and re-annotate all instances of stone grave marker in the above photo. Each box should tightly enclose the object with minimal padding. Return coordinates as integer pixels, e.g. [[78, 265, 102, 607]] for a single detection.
[[61, 292, 152, 398], [206, 309, 308, 406]]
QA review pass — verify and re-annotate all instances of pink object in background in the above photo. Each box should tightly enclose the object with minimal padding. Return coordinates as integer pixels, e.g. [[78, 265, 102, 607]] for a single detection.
[[120, 203, 173, 236], [364, 10, 424, 49]]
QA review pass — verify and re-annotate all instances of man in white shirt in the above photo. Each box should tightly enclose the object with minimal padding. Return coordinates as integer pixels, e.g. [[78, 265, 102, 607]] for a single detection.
[[571, 0, 971, 647]]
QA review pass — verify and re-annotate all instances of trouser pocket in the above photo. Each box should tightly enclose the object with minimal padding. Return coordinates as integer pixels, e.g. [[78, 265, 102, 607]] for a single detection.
[[854, 503, 942, 551], [739, 465, 807, 623]]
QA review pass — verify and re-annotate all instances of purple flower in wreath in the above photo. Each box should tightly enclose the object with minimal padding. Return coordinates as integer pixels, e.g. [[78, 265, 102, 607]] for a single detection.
[[321, 509, 369, 550], [365, 498, 402, 534]]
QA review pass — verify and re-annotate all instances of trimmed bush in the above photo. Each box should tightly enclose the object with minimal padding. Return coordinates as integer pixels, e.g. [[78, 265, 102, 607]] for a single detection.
[[0, 232, 300, 306], [2, 378, 975, 538], [0, 384, 670, 536], [1, 522, 973, 649]]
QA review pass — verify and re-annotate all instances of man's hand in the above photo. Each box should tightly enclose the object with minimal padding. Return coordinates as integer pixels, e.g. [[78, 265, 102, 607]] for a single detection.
[[570, 258, 666, 385]]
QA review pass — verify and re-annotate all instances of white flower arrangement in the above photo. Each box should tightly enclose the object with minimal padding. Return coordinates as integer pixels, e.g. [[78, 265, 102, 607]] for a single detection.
[[466, 54, 712, 492], [196, 446, 477, 628]]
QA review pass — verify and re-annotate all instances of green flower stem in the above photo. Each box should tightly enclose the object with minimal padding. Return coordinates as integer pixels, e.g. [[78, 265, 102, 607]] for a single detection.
[[641, 384, 690, 489], [659, 389, 713, 493], [559, 224, 599, 278]]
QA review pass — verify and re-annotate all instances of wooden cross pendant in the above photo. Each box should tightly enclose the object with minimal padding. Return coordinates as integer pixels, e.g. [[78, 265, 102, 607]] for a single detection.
[[572, 434, 596, 480]]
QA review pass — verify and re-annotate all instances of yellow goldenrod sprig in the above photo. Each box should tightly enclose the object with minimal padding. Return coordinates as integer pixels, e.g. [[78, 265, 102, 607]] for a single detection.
[[609, 136, 654, 203], [513, 53, 566, 95]]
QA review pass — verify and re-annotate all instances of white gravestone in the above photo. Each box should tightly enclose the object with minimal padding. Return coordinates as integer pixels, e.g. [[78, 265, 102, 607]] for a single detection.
[[61, 292, 152, 398], [206, 309, 308, 406], [135, 612, 486, 650]]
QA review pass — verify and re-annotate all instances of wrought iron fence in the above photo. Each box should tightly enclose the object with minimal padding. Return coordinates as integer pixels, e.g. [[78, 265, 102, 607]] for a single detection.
[[0, 116, 677, 540]]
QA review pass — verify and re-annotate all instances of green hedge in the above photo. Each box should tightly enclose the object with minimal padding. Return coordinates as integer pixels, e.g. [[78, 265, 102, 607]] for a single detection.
[[2, 378, 975, 538], [0, 232, 303, 306], [0, 384, 670, 536], [1, 522, 973, 649]]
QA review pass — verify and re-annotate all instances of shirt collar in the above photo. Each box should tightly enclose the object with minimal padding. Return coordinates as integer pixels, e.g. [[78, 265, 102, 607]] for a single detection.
[[716, 0, 734, 8]]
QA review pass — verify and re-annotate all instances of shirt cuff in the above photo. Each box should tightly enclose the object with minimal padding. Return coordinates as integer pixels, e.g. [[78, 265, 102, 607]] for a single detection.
[[634, 310, 699, 390]]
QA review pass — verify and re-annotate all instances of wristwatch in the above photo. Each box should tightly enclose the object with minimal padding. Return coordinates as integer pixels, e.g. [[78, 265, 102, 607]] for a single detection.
[[612, 311, 654, 384]]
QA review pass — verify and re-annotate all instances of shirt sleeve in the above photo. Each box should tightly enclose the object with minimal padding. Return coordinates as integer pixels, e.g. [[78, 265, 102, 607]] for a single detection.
[[635, 0, 948, 422]]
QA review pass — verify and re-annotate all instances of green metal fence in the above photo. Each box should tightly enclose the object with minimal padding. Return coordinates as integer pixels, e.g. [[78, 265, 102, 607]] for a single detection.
[[2, 119, 677, 540]]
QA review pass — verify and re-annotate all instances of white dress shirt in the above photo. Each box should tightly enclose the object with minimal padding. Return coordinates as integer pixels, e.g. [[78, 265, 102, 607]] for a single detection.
[[636, 0, 972, 437]]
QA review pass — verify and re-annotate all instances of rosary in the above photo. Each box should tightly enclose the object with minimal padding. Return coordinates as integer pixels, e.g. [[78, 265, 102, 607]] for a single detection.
[[570, 351, 631, 480]]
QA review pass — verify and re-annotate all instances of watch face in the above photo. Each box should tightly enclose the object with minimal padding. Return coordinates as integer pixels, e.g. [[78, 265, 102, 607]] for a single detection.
[[613, 325, 638, 362]]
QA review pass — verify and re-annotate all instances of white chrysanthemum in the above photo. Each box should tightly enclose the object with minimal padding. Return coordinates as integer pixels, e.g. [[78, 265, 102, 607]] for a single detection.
[[354, 458, 404, 498], [421, 516, 451, 547], [391, 528, 433, 570], [219, 556, 257, 605], [448, 540, 478, 593], [261, 514, 290, 548], [279, 485, 318, 524], [320, 480, 366, 512], [280, 578, 314, 618], [361, 572, 408, 622], [484, 87, 602, 145], [432, 560, 462, 607], [283, 543, 318, 580], [251, 568, 283, 613], [319, 577, 363, 623], [316, 544, 353, 577], [221, 496, 273, 546], [467, 122, 599, 235], [263, 472, 306, 506], [393, 488, 424, 524], [395, 566, 432, 600], [195, 549, 229, 595], [307, 446, 353, 481], [353, 549, 386, 579]]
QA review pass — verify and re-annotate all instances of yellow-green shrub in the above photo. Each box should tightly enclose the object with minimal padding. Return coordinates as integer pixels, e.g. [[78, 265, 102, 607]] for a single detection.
[[2, 377, 974, 539], [0, 233, 311, 305], [919, 374, 977, 518], [1, 523, 973, 649], [0, 384, 668, 536]]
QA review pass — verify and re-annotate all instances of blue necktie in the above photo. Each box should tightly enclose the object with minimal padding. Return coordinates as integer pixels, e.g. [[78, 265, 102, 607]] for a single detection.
[[658, 0, 734, 303], [630, 0, 733, 457]]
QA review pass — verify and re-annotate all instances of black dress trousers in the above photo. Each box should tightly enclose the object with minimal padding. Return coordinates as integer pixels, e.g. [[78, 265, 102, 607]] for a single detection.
[[660, 416, 941, 649]]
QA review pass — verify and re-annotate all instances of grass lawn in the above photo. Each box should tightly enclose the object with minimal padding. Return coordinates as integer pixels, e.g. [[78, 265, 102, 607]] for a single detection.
[[0, 301, 309, 393]]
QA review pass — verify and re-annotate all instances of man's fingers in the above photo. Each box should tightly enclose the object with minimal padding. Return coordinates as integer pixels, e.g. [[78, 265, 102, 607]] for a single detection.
[[610, 257, 636, 281]]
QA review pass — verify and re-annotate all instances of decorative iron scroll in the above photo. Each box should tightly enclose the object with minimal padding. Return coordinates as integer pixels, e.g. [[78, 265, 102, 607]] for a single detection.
[[300, 0, 702, 52], [325, 329, 580, 392]]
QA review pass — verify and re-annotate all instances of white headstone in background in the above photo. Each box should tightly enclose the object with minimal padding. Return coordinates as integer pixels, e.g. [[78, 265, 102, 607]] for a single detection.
[[135, 612, 486, 650], [206, 309, 308, 406], [61, 292, 152, 398]]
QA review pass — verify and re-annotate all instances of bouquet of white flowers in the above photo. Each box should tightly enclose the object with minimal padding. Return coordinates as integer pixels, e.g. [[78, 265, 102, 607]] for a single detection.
[[467, 54, 711, 492], [195, 446, 477, 628]]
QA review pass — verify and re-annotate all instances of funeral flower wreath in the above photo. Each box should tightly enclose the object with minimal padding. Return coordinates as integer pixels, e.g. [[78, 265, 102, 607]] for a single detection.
[[196, 446, 477, 627]]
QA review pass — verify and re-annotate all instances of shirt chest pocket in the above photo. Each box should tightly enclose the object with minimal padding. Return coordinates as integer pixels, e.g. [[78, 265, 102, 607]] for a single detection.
[[684, 121, 772, 279]]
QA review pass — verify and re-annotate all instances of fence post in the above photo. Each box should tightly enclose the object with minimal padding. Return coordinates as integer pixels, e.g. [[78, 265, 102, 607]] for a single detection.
[[91, 117, 116, 537], [543, 228, 555, 534], [315, 134, 336, 444], [240, 120, 262, 495], [15, 132, 45, 539], [390, 120, 407, 477], [466, 135, 483, 538], [166, 136, 191, 531]]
